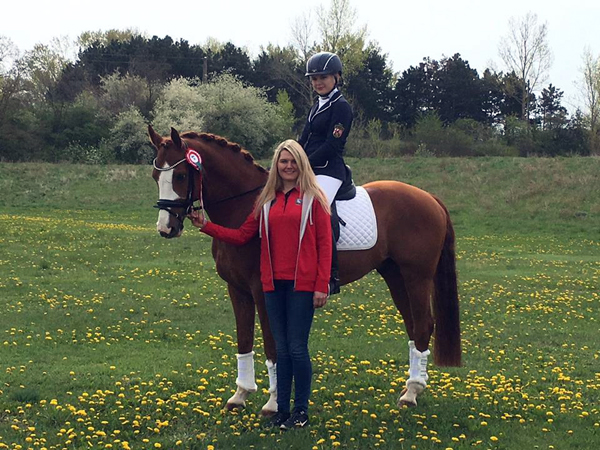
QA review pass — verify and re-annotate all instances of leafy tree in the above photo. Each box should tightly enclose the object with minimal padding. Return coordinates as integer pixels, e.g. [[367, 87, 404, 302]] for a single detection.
[[344, 43, 394, 123], [206, 42, 253, 81], [77, 29, 142, 51], [77, 35, 187, 84], [99, 71, 160, 118], [535, 84, 567, 131], [435, 54, 487, 124], [24, 43, 69, 106], [392, 55, 489, 126], [0, 42, 27, 121], [392, 58, 437, 127], [480, 69, 521, 125]]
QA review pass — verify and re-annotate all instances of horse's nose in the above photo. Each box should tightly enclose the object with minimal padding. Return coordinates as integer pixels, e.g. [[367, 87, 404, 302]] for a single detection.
[[159, 230, 170, 238]]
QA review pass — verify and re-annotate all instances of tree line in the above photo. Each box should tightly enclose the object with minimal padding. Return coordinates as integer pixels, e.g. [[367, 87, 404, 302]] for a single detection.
[[1, 1, 599, 163]]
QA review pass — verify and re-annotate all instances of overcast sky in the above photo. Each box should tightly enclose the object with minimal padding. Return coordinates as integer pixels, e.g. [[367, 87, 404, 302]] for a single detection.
[[3, 0, 599, 112]]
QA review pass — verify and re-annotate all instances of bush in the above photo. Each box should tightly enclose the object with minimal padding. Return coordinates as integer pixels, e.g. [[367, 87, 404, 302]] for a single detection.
[[504, 115, 536, 156], [99, 72, 155, 117], [65, 142, 115, 164], [152, 74, 293, 158], [413, 112, 474, 156], [151, 77, 206, 135], [102, 107, 154, 164]]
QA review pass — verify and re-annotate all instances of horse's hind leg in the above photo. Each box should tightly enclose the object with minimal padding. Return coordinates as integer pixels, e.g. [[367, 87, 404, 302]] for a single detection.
[[378, 261, 434, 407], [225, 284, 258, 411]]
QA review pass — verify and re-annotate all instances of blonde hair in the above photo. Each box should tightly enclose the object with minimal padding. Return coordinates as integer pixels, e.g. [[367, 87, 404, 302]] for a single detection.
[[253, 140, 331, 217]]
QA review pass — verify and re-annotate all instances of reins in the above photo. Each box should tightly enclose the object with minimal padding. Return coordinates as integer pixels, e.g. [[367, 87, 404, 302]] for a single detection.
[[204, 183, 265, 208]]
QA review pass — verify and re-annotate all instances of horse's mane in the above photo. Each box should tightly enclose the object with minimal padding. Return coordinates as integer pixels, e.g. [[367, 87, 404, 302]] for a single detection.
[[181, 131, 268, 174]]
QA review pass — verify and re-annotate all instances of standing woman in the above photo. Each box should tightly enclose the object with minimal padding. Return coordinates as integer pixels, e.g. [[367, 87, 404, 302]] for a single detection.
[[298, 51, 353, 295], [189, 140, 332, 430]]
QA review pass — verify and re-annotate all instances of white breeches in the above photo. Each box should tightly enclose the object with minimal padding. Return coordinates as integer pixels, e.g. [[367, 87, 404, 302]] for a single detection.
[[316, 175, 342, 206]]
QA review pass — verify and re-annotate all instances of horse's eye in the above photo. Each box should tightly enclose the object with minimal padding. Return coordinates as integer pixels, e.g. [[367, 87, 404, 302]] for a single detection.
[[175, 173, 186, 182]]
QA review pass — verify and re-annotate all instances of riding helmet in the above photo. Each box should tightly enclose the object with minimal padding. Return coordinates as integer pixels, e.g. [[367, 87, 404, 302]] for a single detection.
[[305, 52, 343, 77]]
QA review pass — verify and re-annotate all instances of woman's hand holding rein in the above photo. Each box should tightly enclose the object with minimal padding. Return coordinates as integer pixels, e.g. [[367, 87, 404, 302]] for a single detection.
[[188, 211, 207, 229]]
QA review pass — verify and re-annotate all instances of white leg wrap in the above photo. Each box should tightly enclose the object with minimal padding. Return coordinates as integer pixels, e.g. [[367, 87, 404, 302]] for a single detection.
[[407, 341, 430, 388], [261, 360, 278, 415], [235, 351, 257, 392], [266, 359, 277, 393]]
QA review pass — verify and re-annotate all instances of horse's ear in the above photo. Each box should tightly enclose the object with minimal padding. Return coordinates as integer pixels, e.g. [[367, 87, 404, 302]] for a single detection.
[[148, 124, 162, 148], [171, 127, 183, 150]]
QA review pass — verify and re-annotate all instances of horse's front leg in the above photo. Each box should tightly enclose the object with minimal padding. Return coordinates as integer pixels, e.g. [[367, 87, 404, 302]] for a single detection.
[[253, 286, 277, 416], [225, 283, 258, 411]]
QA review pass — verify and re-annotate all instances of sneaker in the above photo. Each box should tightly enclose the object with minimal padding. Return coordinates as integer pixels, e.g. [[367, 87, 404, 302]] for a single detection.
[[267, 411, 290, 428], [280, 409, 309, 430]]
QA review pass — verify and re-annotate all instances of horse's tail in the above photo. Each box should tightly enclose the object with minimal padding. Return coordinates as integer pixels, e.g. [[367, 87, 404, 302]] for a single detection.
[[432, 196, 462, 367]]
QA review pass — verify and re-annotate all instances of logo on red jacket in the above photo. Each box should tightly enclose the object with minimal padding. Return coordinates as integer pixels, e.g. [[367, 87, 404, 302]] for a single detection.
[[332, 123, 344, 138]]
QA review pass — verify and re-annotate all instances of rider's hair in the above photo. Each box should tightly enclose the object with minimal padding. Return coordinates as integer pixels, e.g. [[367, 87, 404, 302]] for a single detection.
[[253, 140, 330, 217]]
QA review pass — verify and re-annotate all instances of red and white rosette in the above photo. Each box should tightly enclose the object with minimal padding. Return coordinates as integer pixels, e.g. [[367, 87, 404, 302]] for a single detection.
[[186, 149, 202, 171]]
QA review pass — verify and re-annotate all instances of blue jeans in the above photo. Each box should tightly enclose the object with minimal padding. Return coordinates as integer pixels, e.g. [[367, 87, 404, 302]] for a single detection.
[[265, 280, 315, 413]]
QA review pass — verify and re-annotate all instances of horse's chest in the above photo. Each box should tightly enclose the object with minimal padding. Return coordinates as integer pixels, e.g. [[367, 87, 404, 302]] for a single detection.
[[212, 242, 259, 283]]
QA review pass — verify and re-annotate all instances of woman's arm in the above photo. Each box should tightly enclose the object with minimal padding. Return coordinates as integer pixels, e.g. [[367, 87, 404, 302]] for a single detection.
[[189, 211, 259, 246]]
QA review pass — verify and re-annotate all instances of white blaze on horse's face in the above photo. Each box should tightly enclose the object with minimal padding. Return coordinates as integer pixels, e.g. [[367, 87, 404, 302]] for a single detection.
[[156, 162, 180, 235]]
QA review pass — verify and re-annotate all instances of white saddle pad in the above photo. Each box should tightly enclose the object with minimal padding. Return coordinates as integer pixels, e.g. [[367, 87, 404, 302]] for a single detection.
[[336, 186, 378, 251]]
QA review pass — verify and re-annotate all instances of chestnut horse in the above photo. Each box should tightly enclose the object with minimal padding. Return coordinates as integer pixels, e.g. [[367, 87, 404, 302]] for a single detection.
[[149, 126, 461, 412]]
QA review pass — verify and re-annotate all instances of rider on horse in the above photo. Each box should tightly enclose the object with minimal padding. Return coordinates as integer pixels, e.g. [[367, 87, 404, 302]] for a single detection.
[[298, 51, 354, 296]]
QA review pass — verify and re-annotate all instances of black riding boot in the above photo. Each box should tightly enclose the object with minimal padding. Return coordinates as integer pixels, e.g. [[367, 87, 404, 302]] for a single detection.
[[329, 201, 341, 295]]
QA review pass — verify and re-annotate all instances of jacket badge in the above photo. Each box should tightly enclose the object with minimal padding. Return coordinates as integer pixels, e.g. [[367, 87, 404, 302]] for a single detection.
[[295, 198, 303, 205], [332, 123, 344, 138]]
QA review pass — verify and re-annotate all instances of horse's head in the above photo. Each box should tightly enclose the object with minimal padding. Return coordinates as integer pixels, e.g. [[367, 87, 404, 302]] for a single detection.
[[148, 125, 201, 239]]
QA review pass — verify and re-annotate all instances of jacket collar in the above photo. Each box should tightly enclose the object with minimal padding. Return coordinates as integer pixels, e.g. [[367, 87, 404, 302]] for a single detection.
[[309, 90, 343, 122]]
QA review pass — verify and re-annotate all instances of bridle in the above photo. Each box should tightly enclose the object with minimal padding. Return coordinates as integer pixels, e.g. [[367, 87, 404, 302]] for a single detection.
[[153, 141, 204, 229], [153, 142, 264, 228]]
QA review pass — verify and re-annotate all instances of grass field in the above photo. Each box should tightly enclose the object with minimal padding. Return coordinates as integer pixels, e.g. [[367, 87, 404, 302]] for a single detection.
[[0, 157, 599, 449]]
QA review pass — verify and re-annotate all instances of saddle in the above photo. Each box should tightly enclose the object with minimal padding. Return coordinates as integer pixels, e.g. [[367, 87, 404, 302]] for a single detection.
[[334, 165, 356, 201], [330, 166, 378, 251]]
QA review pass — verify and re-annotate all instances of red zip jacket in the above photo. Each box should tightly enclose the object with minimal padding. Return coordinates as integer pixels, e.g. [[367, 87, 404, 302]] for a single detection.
[[202, 189, 332, 293]]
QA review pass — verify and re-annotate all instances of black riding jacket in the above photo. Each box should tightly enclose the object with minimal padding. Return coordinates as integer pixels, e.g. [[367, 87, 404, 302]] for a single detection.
[[298, 90, 353, 181]]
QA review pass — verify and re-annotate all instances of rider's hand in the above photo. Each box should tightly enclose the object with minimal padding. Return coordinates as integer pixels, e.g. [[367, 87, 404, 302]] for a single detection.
[[188, 211, 207, 229], [313, 291, 328, 308]]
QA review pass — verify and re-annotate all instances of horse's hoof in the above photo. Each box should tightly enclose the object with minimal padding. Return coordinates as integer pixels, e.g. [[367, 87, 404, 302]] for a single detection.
[[260, 408, 277, 417], [260, 391, 277, 417], [398, 396, 417, 407], [225, 402, 245, 411], [398, 383, 423, 407]]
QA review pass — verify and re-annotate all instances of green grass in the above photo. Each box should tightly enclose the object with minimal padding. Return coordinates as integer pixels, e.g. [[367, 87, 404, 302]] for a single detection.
[[0, 157, 599, 449]]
